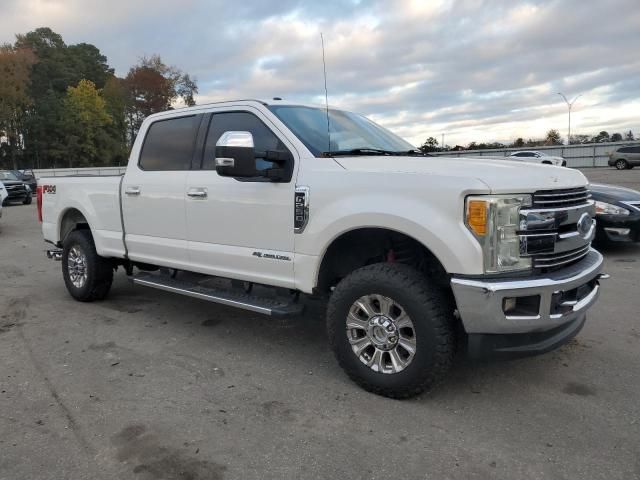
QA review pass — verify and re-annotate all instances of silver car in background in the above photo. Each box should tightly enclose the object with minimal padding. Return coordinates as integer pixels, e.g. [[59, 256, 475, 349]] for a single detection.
[[509, 150, 567, 166], [608, 146, 640, 170]]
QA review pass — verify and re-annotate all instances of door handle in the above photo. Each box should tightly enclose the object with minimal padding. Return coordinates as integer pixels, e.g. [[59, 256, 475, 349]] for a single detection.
[[187, 188, 208, 199], [125, 186, 141, 196]]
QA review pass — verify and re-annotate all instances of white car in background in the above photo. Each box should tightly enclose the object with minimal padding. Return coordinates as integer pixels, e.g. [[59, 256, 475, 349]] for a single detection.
[[509, 151, 567, 167], [0, 182, 7, 219]]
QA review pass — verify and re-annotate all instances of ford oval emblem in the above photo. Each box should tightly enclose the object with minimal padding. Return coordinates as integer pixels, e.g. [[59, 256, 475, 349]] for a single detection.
[[577, 212, 592, 238]]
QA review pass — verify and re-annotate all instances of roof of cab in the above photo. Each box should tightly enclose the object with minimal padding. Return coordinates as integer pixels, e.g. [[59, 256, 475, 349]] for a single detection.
[[143, 98, 330, 122]]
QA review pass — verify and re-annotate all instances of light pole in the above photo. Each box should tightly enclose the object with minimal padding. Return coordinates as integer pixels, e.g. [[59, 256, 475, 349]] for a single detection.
[[557, 93, 581, 145]]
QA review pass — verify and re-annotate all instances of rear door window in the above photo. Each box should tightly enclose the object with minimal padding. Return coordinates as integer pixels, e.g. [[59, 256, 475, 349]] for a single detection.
[[139, 115, 201, 171]]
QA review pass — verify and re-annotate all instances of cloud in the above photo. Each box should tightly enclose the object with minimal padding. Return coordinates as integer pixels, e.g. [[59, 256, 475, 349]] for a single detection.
[[1, 0, 639, 146]]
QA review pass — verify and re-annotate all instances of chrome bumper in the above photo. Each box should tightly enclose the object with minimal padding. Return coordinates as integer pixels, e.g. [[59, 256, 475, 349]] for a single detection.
[[451, 249, 606, 334]]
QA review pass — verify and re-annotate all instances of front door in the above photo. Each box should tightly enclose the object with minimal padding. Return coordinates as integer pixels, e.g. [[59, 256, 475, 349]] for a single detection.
[[184, 108, 298, 288], [122, 114, 202, 268]]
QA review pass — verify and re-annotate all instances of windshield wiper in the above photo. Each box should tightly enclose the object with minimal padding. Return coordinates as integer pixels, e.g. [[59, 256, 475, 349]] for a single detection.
[[321, 148, 432, 157], [321, 148, 396, 157]]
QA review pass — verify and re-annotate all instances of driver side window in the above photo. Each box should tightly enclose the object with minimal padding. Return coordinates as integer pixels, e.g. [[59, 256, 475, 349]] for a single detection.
[[201, 111, 289, 171]]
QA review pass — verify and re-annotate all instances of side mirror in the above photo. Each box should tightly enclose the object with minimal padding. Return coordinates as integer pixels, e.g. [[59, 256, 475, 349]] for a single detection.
[[215, 131, 260, 178]]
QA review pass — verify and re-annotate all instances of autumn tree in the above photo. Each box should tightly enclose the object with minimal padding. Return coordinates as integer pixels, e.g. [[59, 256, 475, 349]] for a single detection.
[[102, 77, 130, 164], [4, 28, 197, 168], [125, 55, 198, 139], [0, 44, 36, 169], [14, 28, 116, 167], [61, 80, 112, 167]]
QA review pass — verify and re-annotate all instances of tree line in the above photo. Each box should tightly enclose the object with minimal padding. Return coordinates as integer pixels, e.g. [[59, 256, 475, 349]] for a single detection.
[[0, 27, 198, 170], [421, 128, 637, 152]]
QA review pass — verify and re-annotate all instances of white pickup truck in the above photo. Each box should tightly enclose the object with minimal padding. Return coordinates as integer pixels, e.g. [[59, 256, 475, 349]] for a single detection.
[[39, 99, 606, 398]]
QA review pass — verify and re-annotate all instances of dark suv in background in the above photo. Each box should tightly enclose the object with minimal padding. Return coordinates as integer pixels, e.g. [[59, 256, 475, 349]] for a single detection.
[[0, 170, 32, 205], [608, 146, 640, 170], [10, 169, 37, 193]]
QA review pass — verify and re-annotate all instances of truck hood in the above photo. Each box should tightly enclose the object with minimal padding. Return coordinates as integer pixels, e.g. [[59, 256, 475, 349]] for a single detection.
[[333, 156, 587, 193]]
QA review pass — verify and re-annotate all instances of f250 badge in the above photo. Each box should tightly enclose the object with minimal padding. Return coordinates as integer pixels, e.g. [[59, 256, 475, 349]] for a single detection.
[[42, 185, 56, 194], [252, 251, 291, 261]]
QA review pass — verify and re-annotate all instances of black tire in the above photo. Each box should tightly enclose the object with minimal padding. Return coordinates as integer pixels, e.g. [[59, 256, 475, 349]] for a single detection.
[[615, 159, 628, 170], [23, 195, 32, 205], [326, 263, 455, 399], [62, 229, 113, 302]]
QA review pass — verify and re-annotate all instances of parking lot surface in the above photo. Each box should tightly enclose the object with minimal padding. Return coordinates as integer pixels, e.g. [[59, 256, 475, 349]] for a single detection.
[[0, 168, 639, 480]]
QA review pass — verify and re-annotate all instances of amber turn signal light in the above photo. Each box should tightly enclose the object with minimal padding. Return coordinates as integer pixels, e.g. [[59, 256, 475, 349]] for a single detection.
[[467, 200, 487, 236]]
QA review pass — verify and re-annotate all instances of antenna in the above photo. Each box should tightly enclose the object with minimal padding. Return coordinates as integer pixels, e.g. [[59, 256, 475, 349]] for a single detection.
[[320, 32, 331, 152]]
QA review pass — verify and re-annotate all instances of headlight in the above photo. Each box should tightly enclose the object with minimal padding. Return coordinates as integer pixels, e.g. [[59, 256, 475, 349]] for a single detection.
[[25, 184, 31, 192], [594, 201, 629, 216], [465, 194, 532, 273]]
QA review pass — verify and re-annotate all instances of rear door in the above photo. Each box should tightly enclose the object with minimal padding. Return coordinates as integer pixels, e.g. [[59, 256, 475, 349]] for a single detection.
[[122, 114, 202, 268], [184, 108, 298, 288]]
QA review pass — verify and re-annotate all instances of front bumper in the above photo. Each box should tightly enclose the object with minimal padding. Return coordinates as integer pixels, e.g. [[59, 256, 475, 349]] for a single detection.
[[466, 314, 586, 360], [451, 249, 604, 336]]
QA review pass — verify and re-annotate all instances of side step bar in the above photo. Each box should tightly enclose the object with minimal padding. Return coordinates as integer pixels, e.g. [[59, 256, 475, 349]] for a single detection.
[[131, 271, 304, 317]]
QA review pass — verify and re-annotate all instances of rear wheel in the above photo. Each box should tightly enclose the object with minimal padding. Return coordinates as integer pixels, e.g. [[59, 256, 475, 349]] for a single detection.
[[62, 229, 113, 301], [326, 263, 455, 399], [615, 159, 628, 170]]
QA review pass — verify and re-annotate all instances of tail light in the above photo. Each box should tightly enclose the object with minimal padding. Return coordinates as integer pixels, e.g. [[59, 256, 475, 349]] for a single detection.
[[36, 185, 43, 222]]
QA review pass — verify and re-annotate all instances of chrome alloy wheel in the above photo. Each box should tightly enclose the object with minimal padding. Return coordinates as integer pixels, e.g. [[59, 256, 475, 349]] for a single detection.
[[68, 246, 88, 288], [346, 294, 417, 374]]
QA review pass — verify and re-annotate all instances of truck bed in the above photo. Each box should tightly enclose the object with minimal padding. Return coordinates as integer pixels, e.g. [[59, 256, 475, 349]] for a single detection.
[[40, 175, 126, 258]]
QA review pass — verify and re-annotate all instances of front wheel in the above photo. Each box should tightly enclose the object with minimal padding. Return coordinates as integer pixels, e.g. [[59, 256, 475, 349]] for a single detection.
[[326, 263, 455, 399], [62, 229, 114, 301], [23, 195, 32, 205], [615, 159, 628, 170]]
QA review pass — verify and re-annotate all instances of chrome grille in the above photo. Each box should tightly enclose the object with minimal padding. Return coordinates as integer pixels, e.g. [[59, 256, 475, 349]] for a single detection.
[[521, 186, 595, 271], [532, 187, 591, 208], [533, 244, 591, 269], [5, 184, 26, 192]]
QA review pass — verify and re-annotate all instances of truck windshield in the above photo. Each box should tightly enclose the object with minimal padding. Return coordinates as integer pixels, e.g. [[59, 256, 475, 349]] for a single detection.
[[268, 105, 416, 157], [0, 171, 19, 181]]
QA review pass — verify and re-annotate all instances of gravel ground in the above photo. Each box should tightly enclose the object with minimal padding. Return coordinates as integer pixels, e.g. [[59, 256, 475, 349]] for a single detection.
[[0, 167, 638, 480]]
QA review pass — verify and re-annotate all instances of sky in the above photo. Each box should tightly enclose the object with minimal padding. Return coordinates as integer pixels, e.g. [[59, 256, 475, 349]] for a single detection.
[[1, 0, 639, 147]]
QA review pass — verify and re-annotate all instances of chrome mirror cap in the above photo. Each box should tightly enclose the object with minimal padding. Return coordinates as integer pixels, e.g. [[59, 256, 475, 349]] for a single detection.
[[216, 131, 254, 148]]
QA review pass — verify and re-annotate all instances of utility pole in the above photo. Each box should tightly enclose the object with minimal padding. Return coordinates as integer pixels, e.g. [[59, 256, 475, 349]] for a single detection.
[[441, 133, 445, 151], [557, 93, 581, 145]]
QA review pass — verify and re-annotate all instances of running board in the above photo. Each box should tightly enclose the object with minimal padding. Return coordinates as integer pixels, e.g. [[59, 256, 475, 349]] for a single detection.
[[131, 272, 304, 317]]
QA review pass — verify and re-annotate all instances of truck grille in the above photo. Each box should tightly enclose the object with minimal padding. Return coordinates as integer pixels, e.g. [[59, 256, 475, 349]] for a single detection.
[[532, 187, 590, 209], [5, 184, 26, 195], [520, 186, 594, 272], [533, 244, 591, 269]]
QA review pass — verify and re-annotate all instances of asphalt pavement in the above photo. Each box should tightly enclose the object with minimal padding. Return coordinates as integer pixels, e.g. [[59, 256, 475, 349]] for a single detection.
[[0, 168, 638, 480]]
